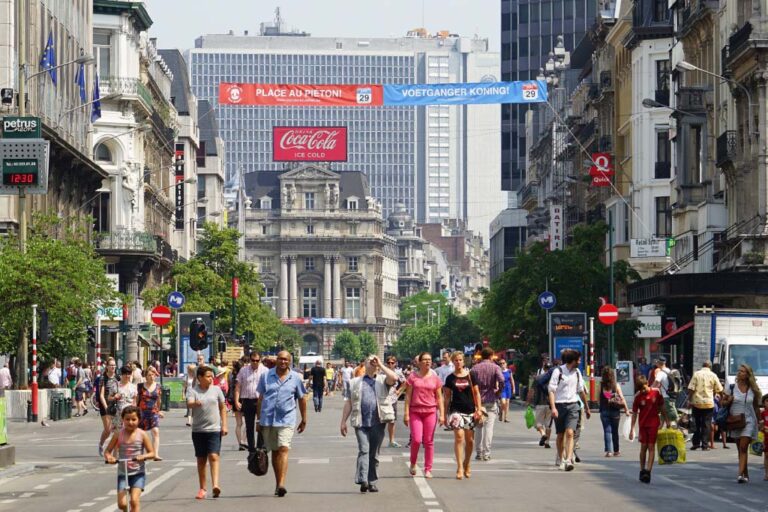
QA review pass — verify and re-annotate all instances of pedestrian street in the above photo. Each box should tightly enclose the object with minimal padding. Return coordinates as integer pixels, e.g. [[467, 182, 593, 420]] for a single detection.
[[0, 397, 765, 512]]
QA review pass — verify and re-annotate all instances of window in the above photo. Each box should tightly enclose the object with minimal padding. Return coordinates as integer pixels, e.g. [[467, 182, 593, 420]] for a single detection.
[[345, 287, 361, 319], [305, 192, 315, 209], [305, 256, 315, 271], [347, 198, 358, 210], [261, 224, 268, 235], [655, 129, 671, 179], [519, 4, 528, 23], [564, 0, 574, 19], [653, 0, 668, 22], [197, 177, 206, 200], [349, 223, 357, 235], [656, 60, 671, 91], [196, 141, 206, 167], [259, 256, 273, 273], [261, 197, 272, 209], [655, 196, 672, 238], [348, 256, 358, 272], [94, 143, 112, 162], [93, 32, 111, 77], [306, 224, 315, 234], [264, 287, 276, 310], [686, 125, 704, 184], [303, 287, 318, 317]]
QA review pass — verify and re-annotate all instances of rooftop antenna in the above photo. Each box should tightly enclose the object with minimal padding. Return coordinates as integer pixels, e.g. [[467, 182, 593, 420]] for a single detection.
[[275, 7, 282, 29]]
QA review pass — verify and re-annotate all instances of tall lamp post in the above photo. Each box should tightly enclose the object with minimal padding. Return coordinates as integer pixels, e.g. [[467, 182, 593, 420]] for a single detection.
[[409, 304, 418, 327], [431, 299, 441, 325]]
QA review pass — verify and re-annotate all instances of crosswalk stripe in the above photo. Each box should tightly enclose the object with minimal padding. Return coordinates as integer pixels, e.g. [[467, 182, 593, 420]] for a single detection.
[[298, 458, 329, 464]]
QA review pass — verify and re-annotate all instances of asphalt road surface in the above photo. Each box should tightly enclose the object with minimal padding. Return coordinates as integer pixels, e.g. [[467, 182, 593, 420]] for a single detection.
[[1, 395, 766, 511]]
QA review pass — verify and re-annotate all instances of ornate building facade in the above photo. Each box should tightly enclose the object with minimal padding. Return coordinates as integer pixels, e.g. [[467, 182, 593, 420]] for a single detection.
[[241, 164, 399, 356]]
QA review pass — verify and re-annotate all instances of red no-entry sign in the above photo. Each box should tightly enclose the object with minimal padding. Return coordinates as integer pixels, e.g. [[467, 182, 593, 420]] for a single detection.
[[150, 305, 172, 327], [598, 303, 619, 325]]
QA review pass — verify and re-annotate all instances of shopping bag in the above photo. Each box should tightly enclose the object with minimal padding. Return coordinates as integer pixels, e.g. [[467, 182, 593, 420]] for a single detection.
[[621, 417, 634, 442], [525, 405, 535, 429], [656, 428, 686, 465], [247, 433, 269, 476], [749, 431, 764, 456]]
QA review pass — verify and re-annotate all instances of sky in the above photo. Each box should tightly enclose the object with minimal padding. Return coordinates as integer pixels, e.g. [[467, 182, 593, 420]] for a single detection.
[[144, 0, 499, 52]]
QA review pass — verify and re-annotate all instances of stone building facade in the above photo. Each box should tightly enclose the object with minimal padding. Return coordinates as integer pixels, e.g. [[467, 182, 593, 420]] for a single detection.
[[241, 164, 399, 356]]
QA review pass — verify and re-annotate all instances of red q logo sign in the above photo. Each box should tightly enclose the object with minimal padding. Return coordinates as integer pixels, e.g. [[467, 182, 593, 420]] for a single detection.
[[227, 85, 243, 104], [590, 153, 614, 176]]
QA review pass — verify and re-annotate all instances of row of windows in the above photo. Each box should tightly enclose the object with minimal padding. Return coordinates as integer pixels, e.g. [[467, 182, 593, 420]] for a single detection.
[[259, 256, 359, 273], [192, 53, 415, 68], [262, 286, 362, 319]]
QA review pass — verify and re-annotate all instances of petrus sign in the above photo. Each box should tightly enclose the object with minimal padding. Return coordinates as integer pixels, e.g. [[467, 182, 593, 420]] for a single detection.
[[2, 116, 41, 138]]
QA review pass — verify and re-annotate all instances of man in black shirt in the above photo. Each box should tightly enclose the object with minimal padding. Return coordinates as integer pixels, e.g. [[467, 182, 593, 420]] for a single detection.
[[310, 360, 328, 412]]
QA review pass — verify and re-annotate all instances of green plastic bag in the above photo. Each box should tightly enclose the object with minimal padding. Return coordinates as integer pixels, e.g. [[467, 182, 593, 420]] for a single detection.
[[525, 405, 535, 429]]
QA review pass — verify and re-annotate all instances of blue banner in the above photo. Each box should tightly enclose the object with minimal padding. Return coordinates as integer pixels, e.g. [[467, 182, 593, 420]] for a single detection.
[[383, 80, 547, 106]]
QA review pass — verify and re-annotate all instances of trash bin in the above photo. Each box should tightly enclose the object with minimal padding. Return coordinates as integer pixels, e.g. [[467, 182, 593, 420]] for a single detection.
[[161, 387, 170, 412]]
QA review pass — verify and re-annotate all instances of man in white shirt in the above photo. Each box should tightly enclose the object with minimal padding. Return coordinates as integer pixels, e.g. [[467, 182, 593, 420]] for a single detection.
[[235, 352, 268, 452], [48, 360, 62, 387], [0, 362, 12, 390], [340, 361, 355, 397], [548, 349, 590, 472], [651, 356, 679, 425], [434, 352, 454, 384]]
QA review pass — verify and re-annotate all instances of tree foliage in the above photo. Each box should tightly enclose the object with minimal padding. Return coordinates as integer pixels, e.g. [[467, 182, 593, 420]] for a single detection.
[[358, 331, 378, 357], [439, 311, 482, 349], [478, 221, 641, 361], [0, 215, 119, 386], [399, 291, 449, 326], [391, 324, 441, 360], [142, 223, 283, 353], [332, 329, 362, 362]]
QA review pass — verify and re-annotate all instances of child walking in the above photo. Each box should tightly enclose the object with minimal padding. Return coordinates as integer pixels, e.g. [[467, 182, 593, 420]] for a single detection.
[[629, 375, 668, 483], [104, 406, 155, 511]]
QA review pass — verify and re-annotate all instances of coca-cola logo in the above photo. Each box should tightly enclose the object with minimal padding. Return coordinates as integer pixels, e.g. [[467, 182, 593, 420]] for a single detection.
[[279, 129, 340, 151]]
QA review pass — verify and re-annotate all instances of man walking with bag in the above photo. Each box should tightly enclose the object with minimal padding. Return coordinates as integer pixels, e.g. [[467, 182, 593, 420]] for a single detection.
[[548, 349, 591, 471], [470, 348, 505, 461], [235, 352, 267, 452], [340, 355, 398, 492], [257, 351, 307, 497]]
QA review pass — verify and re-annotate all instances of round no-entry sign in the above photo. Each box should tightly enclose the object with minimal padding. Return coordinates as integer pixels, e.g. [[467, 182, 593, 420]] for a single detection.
[[598, 303, 619, 325], [150, 305, 172, 327]]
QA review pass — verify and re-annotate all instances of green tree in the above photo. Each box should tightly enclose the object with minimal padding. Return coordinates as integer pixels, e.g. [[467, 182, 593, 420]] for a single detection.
[[358, 331, 379, 357], [478, 221, 641, 361], [399, 291, 449, 326], [332, 329, 361, 362], [142, 223, 283, 353], [439, 311, 482, 349], [0, 215, 118, 387], [391, 324, 441, 360]]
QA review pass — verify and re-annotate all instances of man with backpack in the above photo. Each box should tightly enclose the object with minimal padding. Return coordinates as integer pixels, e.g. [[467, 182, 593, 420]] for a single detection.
[[532, 363, 552, 448], [548, 349, 590, 471], [651, 356, 680, 426]]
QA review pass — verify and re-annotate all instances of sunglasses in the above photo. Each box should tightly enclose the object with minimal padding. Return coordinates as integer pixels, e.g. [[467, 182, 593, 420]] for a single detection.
[[250, 359, 260, 363], [387, 361, 396, 364]]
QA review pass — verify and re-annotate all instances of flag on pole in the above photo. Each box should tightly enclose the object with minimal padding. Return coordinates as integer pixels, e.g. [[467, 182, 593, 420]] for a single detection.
[[91, 75, 102, 122], [75, 63, 86, 102], [40, 31, 57, 86]]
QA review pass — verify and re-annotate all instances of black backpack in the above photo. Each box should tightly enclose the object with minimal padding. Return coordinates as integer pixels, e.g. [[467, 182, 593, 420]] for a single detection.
[[535, 367, 556, 393]]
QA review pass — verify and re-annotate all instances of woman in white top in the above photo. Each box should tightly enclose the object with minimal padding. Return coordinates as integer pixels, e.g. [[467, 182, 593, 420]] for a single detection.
[[721, 364, 762, 483]]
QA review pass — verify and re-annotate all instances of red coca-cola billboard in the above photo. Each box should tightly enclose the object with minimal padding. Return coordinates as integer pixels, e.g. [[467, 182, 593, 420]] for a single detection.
[[273, 126, 348, 162]]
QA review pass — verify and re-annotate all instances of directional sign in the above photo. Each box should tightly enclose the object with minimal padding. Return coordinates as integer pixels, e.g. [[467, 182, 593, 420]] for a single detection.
[[167, 291, 186, 310], [150, 305, 172, 327], [598, 303, 619, 325], [538, 291, 557, 310]]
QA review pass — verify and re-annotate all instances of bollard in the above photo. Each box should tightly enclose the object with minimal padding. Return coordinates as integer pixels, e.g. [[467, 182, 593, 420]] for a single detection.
[[26, 400, 32, 422], [51, 396, 60, 421], [64, 397, 72, 418], [59, 394, 66, 420], [162, 387, 171, 412]]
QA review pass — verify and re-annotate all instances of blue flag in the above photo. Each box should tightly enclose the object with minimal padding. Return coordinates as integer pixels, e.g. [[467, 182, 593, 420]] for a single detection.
[[75, 63, 86, 102], [40, 31, 57, 85], [91, 74, 102, 122]]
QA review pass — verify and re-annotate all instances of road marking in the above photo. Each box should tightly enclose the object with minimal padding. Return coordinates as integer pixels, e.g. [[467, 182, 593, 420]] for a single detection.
[[0, 500, 17, 504], [97, 467, 184, 512], [79, 503, 95, 507], [428, 509, 443, 512], [425, 501, 439, 506], [298, 458, 329, 464], [93, 497, 108, 501], [33, 484, 50, 490], [19, 492, 34, 498], [656, 476, 760, 512], [64, 510, 81, 512], [405, 462, 435, 499], [174, 461, 198, 467], [378, 455, 392, 462], [50, 477, 63, 483]]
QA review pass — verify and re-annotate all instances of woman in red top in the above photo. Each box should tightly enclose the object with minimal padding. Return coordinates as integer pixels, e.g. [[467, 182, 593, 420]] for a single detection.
[[404, 352, 445, 478], [629, 375, 668, 483]]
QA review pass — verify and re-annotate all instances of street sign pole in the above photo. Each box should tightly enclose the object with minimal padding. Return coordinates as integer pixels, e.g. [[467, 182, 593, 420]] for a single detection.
[[159, 324, 164, 386], [609, 210, 615, 367], [30, 304, 38, 422], [589, 316, 595, 403], [96, 314, 102, 376]]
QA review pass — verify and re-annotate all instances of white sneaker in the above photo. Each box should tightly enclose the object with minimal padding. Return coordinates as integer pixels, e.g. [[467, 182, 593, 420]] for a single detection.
[[556, 456, 563, 469], [565, 460, 575, 472]]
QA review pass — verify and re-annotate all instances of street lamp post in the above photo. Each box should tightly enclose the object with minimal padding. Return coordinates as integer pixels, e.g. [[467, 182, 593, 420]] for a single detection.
[[409, 304, 418, 327], [431, 299, 441, 324]]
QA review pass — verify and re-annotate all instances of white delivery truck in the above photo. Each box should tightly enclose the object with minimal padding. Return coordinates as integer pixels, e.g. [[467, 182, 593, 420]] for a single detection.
[[692, 307, 768, 395]]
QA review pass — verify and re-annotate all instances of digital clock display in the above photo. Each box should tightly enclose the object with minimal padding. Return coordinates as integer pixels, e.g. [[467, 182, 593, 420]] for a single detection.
[[2, 158, 38, 186]]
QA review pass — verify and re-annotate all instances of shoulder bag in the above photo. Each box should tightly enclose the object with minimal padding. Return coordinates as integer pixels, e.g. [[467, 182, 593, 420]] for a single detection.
[[247, 432, 269, 476], [726, 384, 748, 431], [608, 384, 624, 409]]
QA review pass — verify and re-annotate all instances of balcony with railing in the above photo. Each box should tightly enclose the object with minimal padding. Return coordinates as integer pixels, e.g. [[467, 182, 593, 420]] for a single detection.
[[716, 130, 738, 168], [94, 230, 159, 255], [99, 76, 153, 114], [677, 0, 717, 39], [727, 22, 753, 65], [625, 0, 673, 48], [518, 181, 540, 210]]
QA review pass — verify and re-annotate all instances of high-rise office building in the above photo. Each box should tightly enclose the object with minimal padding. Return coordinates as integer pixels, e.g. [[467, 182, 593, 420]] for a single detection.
[[500, 0, 595, 190], [187, 18, 502, 233]]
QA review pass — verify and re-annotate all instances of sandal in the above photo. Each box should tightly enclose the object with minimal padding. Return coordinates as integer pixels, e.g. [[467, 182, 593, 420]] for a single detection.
[[196, 488, 206, 500], [213, 486, 221, 498], [463, 466, 471, 478], [456, 470, 463, 480], [409, 464, 417, 476], [424, 470, 433, 479]]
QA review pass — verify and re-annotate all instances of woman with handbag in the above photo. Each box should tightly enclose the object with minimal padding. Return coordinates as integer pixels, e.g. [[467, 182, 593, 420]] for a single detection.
[[721, 364, 762, 483], [443, 351, 482, 479], [599, 367, 630, 457]]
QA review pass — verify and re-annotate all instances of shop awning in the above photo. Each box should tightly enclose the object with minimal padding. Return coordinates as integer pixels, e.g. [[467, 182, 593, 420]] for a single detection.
[[656, 321, 694, 344]]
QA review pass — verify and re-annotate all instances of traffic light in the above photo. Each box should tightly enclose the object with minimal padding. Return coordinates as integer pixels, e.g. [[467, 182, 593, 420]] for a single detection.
[[217, 335, 227, 354], [189, 319, 208, 351], [86, 326, 96, 348]]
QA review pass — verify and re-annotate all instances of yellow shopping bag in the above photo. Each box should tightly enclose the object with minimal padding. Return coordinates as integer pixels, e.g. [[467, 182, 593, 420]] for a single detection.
[[749, 431, 764, 456], [656, 428, 686, 465]]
